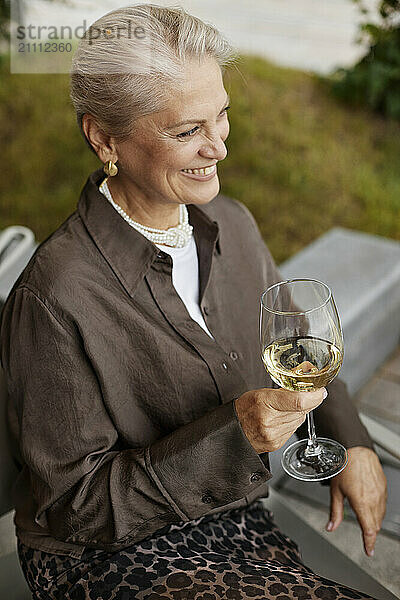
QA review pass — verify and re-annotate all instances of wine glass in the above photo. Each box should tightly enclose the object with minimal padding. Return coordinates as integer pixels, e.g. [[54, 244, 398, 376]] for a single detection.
[[260, 278, 348, 481]]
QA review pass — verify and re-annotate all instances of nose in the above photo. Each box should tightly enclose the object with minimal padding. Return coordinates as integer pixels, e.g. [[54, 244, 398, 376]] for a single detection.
[[199, 129, 227, 162]]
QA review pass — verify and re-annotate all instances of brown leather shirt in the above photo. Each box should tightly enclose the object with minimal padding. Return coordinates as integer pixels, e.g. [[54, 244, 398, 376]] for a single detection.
[[0, 169, 372, 558]]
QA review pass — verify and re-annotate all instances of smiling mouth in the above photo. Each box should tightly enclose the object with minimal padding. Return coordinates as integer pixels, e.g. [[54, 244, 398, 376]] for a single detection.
[[181, 165, 216, 176]]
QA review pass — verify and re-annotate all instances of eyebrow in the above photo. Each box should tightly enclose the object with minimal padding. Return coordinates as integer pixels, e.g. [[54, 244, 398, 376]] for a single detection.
[[168, 94, 230, 129]]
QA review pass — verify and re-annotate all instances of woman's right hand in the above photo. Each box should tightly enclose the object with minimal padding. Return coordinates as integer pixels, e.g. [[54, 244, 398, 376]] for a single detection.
[[235, 387, 327, 453]]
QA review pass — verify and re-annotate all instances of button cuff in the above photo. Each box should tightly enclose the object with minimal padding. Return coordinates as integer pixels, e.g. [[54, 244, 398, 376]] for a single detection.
[[201, 493, 214, 504], [250, 472, 262, 483]]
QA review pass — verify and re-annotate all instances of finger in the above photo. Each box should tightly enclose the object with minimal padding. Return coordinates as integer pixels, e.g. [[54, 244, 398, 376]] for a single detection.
[[270, 411, 307, 427], [356, 508, 379, 557], [295, 388, 327, 412], [280, 415, 307, 438], [267, 416, 308, 451], [268, 387, 327, 413], [327, 483, 344, 531], [363, 527, 377, 557]]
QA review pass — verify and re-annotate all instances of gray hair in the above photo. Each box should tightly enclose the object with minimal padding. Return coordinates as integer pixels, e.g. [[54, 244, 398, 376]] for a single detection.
[[70, 4, 237, 153]]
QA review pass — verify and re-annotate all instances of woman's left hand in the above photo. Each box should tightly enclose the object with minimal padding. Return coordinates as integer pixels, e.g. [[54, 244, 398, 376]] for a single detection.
[[327, 446, 387, 557]]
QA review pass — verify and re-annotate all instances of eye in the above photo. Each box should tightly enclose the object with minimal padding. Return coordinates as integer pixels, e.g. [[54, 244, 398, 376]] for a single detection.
[[175, 106, 230, 139], [176, 126, 200, 139]]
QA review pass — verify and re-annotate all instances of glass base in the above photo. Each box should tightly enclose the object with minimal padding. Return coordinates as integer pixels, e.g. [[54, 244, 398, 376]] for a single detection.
[[281, 437, 348, 481]]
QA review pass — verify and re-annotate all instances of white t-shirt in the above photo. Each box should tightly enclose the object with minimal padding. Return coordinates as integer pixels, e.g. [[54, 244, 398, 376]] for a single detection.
[[98, 184, 211, 337], [155, 237, 213, 339]]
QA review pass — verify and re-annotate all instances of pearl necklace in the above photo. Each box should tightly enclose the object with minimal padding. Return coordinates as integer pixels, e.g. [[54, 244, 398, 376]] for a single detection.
[[99, 180, 193, 248]]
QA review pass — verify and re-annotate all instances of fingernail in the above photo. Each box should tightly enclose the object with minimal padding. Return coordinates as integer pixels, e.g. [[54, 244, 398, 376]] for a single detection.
[[326, 521, 333, 531], [322, 389, 328, 399], [368, 549, 374, 557]]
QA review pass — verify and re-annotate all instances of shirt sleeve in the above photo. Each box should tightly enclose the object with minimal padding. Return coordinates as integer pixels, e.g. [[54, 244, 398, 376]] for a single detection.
[[0, 287, 271, 550]]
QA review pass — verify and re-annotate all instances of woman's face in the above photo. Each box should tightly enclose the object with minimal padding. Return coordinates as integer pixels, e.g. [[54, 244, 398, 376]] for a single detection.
[[115, 56, 230, 208]]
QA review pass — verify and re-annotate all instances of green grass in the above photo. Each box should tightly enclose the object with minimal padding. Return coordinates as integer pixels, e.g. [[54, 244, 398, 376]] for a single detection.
[[1, 53, 400, 263]]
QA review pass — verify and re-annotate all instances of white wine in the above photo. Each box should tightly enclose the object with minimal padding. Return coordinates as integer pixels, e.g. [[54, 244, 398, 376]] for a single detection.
[[262, 336, 342, 391]]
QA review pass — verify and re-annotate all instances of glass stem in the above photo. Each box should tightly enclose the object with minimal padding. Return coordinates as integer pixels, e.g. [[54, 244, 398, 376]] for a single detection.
[[305, 411, 321, 456]]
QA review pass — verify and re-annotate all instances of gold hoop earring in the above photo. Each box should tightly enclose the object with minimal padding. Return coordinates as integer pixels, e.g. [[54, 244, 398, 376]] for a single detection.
[[103, 160, 118, 177]]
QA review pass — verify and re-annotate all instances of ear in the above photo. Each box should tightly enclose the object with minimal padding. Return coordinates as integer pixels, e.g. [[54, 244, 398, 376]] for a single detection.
[[82, 114, 118, 163]]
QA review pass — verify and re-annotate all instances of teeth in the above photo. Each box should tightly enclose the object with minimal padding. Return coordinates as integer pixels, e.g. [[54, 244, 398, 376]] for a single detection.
[[182, 165, 216, 175]]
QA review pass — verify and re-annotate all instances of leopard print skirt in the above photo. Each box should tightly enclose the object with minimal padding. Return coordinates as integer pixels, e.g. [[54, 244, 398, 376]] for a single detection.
[[18, 501, 376, 600]]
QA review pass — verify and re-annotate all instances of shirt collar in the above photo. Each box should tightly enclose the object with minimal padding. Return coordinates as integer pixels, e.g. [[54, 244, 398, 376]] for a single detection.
[[78, 169, 220, 297]]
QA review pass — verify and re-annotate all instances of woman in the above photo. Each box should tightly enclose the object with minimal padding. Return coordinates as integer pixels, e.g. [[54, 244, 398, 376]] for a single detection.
[[0, 5, 386, 599]]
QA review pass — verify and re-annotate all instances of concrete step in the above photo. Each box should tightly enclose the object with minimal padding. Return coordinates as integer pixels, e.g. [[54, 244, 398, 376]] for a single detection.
[[0, 511, 30, 599], [268, 489, 400, 600]]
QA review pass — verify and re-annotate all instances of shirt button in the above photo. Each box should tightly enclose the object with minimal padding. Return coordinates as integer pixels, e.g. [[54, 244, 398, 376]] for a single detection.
[[222, 362, 228, 371], [229, 351, 239, 361], [201, 493, 214, 504], [250, 472, 262, 483]]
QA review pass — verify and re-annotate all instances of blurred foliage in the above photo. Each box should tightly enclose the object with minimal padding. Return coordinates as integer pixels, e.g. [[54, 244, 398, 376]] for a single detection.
[[0, 54, 400, 263], [332, 0, 400, 120], [0, 0, 10, 41]]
